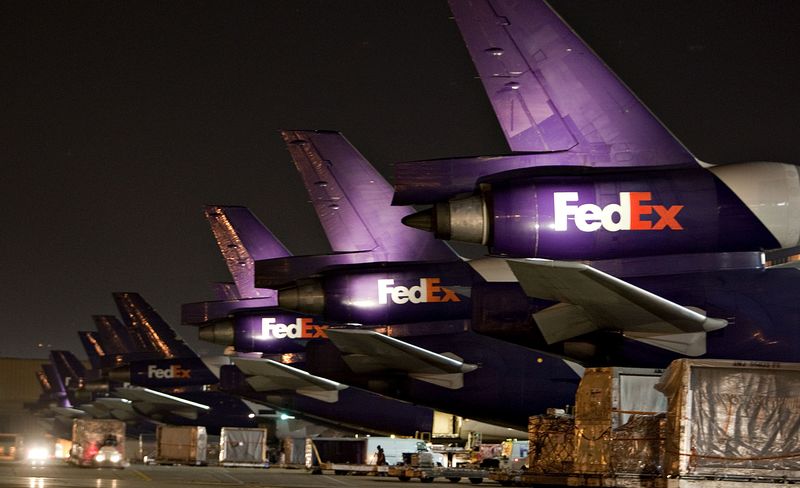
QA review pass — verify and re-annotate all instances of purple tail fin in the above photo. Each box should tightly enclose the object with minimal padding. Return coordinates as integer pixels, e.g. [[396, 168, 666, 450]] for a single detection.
[[78, 331, 104, 370], [204, 205, 291, 299], [41, 363, 70, 407], [93, 315, 140, 355], [393, 1, 699, 204], [212, 282, 242, 301], [447, 0, 694, 164], [42, 364, 65, 394], [49, 350, 86, 390], [113, 292, 196, 359], [281, 130, 457, 262], [36, 368, 52, 393]]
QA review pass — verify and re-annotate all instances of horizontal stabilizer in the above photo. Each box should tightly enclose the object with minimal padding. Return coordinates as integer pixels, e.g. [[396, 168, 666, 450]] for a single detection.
[[507, 259, 727, 356], [94, 397, 135, 410], [92, 397, 139, 420], [77, 403, 111, 419], [52, 406, 87, 418], [171, 408, 200, 420], [89, 397, 139, 422], [233, 358, 346, 403], [325, 329, 477, 389], [255, 252, 376, 289]]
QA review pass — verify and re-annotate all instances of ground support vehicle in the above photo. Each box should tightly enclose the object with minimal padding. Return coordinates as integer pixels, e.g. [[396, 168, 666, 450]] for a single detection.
[[68, 419, 127, 468], [0, 434, 22, 462], [388, 464, 491, 483], [306, 436, 432, 475]]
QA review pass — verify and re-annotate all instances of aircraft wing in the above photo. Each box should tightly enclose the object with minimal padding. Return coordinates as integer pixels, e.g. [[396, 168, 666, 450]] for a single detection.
[[113, 386, 211, 420], [281, 130, 455, 262], [52, 406, 89, 419], [233, 357, 346, 403], [325, 329, 478, 390], [507, 259, 728, 356]]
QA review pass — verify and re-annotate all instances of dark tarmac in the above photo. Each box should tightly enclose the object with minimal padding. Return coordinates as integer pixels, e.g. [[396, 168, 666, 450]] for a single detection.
[[0, 463, 497, 487]]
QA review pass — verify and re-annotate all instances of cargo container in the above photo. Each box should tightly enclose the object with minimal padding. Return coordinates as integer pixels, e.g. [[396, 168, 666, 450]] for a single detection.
[[155, 425, 207, 465], [68, 419, 127, 468], [519, 360, 800, 488], [280, 438, 306, 467], [658, 359, 800, 481], [0, 434, 22, 461], [219, 427, 267, 467], [572, 367, 666, 474]]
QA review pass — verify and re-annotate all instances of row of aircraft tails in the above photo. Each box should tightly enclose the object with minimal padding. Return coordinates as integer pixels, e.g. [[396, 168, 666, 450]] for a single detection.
[[32, 0, 800, 440]]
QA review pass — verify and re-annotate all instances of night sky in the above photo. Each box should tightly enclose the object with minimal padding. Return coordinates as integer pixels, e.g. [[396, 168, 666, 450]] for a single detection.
[[2, 1, 799, 359]]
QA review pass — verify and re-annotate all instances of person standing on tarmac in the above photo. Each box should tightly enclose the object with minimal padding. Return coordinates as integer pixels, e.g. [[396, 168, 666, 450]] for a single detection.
[[375, 445, 386, 466]]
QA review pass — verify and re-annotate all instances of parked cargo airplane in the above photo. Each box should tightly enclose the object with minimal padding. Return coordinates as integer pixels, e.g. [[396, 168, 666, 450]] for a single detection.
[[33, 293, 260, 435], [271, 120, 800, 369], [399, 1, 800, 263], [183, 204, 556, 431], [182, 133, 581, 429]]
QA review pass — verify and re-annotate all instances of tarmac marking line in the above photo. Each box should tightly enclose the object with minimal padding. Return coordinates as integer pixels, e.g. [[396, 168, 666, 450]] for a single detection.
[[321, 475, 350, 485], [215, 471, 244, 485], [131, 468, 152, 481]]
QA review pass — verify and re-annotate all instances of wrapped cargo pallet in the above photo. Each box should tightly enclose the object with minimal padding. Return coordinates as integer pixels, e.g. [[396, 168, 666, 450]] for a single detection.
[[219, 427, 268, 467], [527, 414, 575, 474], [656, 359, 800, 479], [156, 425, 207, 465], [281, 438, 307, 467], [573, 367, 666, 474], [609, 413, 666, 474]]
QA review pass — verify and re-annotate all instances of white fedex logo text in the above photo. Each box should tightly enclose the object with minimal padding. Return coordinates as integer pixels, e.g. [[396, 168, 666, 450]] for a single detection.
[[257, 317, 327, 340], [553, 192, 683, 232], [377, 278, 460, 305], [147, 364, 190, 379]]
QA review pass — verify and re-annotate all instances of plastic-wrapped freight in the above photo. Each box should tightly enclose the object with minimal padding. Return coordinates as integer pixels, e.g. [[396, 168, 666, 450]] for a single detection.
[[609, 414, 665, 474], [527, 414, 575, 473], [657, 359, 800, 479], [573, 367, 666, 474], [219, 427, 267, 467], [281, 438, 306, 467], [155, 425, 207, 465]]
